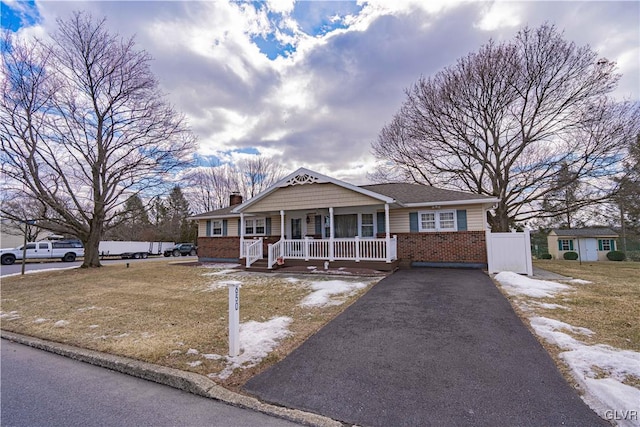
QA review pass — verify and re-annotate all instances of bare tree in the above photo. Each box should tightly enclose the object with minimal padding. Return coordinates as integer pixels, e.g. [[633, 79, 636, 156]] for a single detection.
[[372, 24, 639, 231], [0, 12, 196, 267], [233, 156, 285, 199], [185, 156, 284, 213], [185, 159, 235, 213]]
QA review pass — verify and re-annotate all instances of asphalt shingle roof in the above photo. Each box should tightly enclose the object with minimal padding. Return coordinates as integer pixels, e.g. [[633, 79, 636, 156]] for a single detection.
[[360, 183, 495, 204], [551, 228, 618, 237], [189, 205, 238, 219]]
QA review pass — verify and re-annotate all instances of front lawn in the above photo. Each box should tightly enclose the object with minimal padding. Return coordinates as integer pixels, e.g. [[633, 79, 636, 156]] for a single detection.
[[0, 261, 381, 390]]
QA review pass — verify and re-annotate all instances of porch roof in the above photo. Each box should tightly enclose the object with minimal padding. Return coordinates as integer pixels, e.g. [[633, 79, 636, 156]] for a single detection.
[[231, 167, 395, 213]]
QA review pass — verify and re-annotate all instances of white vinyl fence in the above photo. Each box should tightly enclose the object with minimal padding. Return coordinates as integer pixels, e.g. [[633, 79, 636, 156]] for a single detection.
[[486, 229, 533, 276]]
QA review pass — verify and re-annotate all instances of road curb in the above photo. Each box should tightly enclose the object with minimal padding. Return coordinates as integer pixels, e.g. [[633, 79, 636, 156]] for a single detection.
[[1, 331, 342, 427]]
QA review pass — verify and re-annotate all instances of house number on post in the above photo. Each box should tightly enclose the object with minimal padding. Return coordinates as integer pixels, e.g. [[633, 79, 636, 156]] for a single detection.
[[228, 282, 241, 357]]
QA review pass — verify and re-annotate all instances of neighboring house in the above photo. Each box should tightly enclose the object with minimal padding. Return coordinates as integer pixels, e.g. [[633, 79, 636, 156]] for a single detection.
[[548, 228, 619, 261], [0, 219, 54, 249], [190, 168, 498, 270]]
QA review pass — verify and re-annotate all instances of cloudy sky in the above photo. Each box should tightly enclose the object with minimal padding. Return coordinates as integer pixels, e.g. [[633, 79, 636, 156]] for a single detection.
[[2, 0, 639, 184]]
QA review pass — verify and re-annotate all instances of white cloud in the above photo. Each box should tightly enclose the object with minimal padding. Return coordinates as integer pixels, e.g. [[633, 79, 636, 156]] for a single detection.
[[475, 1, 522, 31], [11, 1, 640, 186]]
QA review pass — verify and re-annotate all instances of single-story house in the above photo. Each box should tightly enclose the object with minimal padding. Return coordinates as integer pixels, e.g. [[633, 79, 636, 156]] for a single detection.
[[547, 228, 619, 261], [190, 168, 498, 270]]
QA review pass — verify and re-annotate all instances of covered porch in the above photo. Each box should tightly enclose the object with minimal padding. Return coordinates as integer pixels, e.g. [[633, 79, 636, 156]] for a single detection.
[[240, 206, 397, 269]]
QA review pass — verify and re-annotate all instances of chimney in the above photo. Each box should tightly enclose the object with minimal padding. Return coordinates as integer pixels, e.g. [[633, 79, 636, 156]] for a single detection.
[[229, 192, 243, 206]]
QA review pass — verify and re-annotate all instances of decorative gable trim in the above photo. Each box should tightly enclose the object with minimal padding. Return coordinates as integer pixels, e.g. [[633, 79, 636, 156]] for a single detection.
[[232, 167, 394, 213], [283, 172, 327, 186]]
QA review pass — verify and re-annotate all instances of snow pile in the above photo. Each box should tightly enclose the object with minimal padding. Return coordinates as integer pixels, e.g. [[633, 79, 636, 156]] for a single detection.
[[207, 316, 293, 380], [300, 280, 369, 307], [494, 271, 571, 298], [530, 316, 640, 426]]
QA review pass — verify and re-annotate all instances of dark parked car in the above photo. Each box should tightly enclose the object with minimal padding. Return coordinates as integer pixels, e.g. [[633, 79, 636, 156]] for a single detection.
[[164, 243, 197, 257]]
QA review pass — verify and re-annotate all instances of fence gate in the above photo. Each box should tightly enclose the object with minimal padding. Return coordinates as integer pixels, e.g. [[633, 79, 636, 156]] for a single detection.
[[486, 230, 533, 276]]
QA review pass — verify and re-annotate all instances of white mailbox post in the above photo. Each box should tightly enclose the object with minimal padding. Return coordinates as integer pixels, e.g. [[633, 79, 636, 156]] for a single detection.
[[228, 282, 241, 357]]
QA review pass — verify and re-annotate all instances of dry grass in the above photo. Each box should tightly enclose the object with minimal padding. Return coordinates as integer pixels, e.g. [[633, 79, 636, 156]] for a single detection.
[[0, 261, 381, 390], [532, 260, 640, 352]]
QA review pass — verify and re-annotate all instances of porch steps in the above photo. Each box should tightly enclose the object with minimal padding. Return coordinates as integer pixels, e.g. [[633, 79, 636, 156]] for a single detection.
[[244, 258, 278, 272]]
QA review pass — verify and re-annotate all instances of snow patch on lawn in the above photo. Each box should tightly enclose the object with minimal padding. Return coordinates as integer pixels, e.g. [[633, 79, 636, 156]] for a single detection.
[[495, 273, 640, 425], [534, 302, 569, 310], [494, 271, 571, 298], [569, 279, 592, 285], [531, 316, 640, 426], [205, 280, 242, 291], [300, 280, 369, 307], [0, 311, 21, 321], [34, 318, 49, 323], [208, 316, 292, 380], [53, 320, 69, 327], [285, 277, 300, 283], [202, 269, 240, 276], [201, 263, 241, 269]]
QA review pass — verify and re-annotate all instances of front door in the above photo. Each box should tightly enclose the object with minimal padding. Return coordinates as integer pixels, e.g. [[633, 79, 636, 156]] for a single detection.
[[578, 238, 598, 261], [291, 218, 302, 240]]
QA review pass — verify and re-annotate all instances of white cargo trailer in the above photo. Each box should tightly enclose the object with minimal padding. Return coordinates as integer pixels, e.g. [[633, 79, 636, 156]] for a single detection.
[[98, 241, 175, 259]]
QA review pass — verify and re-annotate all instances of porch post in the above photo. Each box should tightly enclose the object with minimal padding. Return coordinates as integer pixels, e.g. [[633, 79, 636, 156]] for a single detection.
[[329, 207, 335, 261], [280, 210, 285, 240], [385, 203, 391, 263], [240, 212, 245, 258]]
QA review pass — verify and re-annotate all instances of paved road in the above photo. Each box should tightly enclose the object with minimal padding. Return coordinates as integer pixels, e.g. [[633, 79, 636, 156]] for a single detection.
[[244, 268, 607, 427], [1, 339, 300, 427], [0, 256, 196, 276]]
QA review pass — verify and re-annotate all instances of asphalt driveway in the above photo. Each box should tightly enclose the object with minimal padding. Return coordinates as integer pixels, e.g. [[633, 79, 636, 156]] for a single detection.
[[243, 268, 606, 426]]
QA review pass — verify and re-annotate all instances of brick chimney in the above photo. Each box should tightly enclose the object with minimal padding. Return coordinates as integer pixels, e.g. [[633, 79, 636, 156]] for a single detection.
[[229, 192, 243, 206]]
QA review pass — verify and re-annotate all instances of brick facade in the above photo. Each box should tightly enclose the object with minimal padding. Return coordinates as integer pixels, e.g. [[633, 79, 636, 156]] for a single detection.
[[198, 232, 487, 266], [197, 236, 240, 260], [395, 231, 487, 264]]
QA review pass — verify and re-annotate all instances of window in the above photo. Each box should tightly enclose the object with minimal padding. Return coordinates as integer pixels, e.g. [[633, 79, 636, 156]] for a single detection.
[[212, 220, 222, 236], [361, 214, 374, 237], [38, 243, 49, 250], [324, 213, 376, 238], [420, 212, 436, 230], [558, 239, 572, 251], [599, 239, 612, 251], [245, 218, 266, 235], [335, 214, 358, 238], [418, 210, 457, 232]]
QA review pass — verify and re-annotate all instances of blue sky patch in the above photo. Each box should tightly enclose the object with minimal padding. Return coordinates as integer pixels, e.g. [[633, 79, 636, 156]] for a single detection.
[[0, 0, 41, 32], [249, 0, 363, 59]]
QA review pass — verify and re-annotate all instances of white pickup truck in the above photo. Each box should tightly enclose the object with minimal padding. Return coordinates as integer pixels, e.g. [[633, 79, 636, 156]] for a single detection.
[[0, 240, 85, 265]]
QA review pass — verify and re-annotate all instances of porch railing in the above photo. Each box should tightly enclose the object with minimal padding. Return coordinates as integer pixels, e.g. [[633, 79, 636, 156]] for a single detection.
[[266, 236, 397, 269], [245, 238, 263, 268]]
